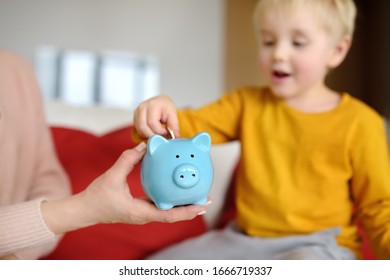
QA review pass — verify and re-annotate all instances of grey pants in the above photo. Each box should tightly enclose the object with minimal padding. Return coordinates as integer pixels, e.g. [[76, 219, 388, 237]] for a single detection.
[[147, 223, 356, 260]]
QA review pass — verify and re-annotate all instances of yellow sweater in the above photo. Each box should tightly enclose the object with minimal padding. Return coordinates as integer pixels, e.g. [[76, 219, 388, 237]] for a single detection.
[[177, 87, 390, 259]]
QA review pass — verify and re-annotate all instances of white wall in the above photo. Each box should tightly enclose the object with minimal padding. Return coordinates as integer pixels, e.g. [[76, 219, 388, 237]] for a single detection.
[[0, 0, 225, 108]]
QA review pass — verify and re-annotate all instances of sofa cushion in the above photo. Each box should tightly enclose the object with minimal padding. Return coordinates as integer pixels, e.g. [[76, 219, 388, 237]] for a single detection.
[[42, 126, 206, 260]]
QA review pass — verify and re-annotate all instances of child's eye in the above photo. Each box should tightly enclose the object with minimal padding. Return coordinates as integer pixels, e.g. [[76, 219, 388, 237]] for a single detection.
[[262, 40, 275, 47], [292, 40, 307, 48]]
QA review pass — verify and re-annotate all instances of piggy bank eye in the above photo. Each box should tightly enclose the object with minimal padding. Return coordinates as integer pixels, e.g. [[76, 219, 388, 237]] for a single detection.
[[190, 154, 195, 158], [176, 155, 180, 158]]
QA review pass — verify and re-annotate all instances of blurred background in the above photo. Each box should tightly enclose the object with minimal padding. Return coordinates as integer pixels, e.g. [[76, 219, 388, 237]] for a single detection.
[[0, 0, 389, 124], [0, 0, 224, 109]]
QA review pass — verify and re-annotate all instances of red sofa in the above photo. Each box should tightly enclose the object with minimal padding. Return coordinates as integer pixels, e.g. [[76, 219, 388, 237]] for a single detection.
[[42, 125, 375, 260]]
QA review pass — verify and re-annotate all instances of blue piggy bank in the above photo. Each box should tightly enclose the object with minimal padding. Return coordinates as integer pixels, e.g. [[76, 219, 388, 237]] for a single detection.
[[141, 132, 213, 210]]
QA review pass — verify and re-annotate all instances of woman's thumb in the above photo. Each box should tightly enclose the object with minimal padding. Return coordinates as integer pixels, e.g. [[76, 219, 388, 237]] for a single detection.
[[110, 142, 146, 178]]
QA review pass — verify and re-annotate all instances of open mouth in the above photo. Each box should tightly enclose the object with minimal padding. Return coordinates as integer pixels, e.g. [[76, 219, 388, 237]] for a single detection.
[[273, 70, 290, 78]]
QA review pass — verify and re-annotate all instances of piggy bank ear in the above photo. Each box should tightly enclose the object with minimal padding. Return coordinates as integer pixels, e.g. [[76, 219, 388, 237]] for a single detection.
[[191, 132, 211, 151], [147, 134, 169, 155]]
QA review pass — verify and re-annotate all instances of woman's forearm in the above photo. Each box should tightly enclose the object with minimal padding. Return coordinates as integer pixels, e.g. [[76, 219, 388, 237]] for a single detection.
[[40, 192, 96, 235]]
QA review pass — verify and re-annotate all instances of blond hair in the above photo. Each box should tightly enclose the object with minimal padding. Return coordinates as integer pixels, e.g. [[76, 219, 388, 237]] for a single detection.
[[253, 0, 357, 41]]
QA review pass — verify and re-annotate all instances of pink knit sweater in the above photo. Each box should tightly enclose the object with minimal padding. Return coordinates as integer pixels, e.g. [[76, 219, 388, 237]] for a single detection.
[[0, 50, 70, 259]]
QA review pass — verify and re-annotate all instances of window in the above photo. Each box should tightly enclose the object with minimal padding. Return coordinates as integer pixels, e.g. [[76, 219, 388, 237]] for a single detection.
[[35, 46, 159, 109]]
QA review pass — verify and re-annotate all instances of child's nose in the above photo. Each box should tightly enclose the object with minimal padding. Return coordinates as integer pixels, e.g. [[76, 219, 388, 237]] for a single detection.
[[272, 43, 288, 62]]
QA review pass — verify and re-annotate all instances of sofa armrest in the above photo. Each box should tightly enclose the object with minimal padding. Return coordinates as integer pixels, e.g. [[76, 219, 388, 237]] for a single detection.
[[206, 142, 240, 229]]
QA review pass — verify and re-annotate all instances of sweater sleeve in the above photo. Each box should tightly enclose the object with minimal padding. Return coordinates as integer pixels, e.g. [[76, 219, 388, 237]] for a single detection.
[[350, 113, 390, 259], [178, 88, 246, 143], [0, 51, 71, 259], [0, 199, 55, 258], [22, 55, 71, 203]]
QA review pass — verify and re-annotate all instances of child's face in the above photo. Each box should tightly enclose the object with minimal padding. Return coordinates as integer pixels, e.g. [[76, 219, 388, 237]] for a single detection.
[[257, 5, 341, 99]]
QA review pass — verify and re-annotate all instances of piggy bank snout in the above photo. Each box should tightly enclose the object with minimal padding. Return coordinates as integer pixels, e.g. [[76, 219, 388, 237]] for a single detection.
[[173, 164, 200, 188]]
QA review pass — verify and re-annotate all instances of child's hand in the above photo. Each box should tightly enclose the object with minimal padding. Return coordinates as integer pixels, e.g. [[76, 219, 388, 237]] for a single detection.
[[134, 96, 179, 139]]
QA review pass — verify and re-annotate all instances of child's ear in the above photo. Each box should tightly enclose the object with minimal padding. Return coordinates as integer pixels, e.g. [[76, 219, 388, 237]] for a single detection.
[[328, 35, 352, 68]]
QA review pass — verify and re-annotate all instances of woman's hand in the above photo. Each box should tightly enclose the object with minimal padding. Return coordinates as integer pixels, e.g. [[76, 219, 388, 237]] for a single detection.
[[0, 254, 18, 260], [41, 143, 208, 235]]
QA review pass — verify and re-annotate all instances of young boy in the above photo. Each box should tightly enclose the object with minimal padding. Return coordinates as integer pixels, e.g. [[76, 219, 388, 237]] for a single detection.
[[133, 0, 390, 259]]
